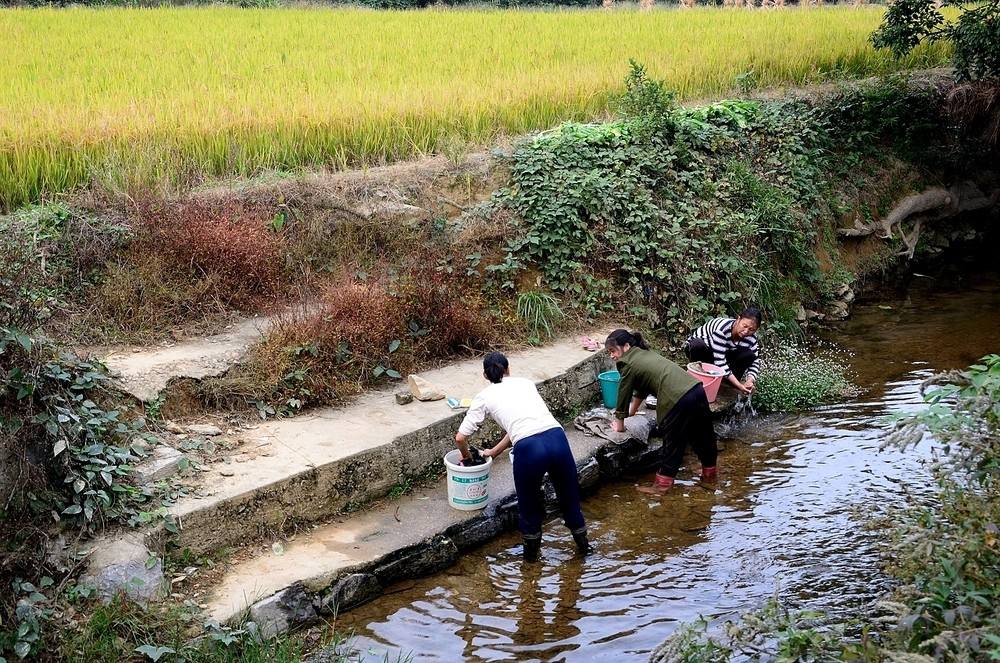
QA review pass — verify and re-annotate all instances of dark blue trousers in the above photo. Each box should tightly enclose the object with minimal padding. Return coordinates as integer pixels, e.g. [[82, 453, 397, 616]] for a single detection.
[[511, 427, 586, 540]]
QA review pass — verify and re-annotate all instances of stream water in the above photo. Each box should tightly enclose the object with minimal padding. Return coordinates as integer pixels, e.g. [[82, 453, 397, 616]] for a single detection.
[[337, 269, 1000, 663]]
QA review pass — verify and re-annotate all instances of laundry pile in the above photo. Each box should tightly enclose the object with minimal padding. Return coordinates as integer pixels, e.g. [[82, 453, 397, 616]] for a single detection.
[[573, 406, 655, 444]]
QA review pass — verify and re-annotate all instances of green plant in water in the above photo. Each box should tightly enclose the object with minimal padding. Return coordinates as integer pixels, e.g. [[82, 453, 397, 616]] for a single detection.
[[650, 594, 867, 663], [753, 343, 858, 413], [516, 291, 564, 344]]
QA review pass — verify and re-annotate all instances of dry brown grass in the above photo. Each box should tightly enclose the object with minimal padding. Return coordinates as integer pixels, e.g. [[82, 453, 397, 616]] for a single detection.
[[200, 262, 510, 414], [947, 79, 1000, 146]]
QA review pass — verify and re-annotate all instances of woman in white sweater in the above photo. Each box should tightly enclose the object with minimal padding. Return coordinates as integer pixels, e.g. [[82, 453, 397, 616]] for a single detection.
[[455, 352, 591, 562]]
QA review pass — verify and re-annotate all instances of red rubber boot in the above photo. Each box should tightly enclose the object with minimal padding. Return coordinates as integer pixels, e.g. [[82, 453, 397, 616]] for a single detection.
[[637, 472, 675, 495], [701, 466, 718, 483]]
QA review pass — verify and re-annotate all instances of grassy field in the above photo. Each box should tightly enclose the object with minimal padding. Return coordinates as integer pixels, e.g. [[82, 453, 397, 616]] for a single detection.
[[0, 6, 948, 209]]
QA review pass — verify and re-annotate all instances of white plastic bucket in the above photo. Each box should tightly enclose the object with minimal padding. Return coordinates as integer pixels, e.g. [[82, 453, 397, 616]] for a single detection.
[[443, 449, 492, 511]]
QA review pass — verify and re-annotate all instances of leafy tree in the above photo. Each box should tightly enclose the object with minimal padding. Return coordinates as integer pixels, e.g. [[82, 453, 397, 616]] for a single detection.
[[872, 0, 1000, 80]]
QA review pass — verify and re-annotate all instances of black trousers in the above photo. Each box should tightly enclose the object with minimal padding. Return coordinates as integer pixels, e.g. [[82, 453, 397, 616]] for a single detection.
[[654, 384, 718, 477], [511, 427, 586, 539], [685, 337, 756, 381]]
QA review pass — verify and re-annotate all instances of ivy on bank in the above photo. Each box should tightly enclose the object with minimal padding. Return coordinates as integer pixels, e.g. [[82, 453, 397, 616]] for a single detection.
[[486, 64, 967, 339], [487, 62, 832, 336]]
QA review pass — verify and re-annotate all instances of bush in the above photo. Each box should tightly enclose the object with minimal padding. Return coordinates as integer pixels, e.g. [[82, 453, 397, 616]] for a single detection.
[[70, 200, 289, 343], [881, 355, 1000, 661], [752, 344, 857, 412], [138, 200, 287, 310], [0, 203, 129, 333], [488, 64, 835, 334], [204, 267, 504, 416], [0, 330, 167, 661], [872, 0, 1000, 81]]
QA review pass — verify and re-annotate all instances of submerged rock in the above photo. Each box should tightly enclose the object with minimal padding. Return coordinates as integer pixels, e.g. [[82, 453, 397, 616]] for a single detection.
[[318, 573, 382, 615]]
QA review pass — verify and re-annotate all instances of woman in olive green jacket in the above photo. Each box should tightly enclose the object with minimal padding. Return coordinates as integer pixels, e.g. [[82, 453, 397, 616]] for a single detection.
[[605, 329, 718, 494]]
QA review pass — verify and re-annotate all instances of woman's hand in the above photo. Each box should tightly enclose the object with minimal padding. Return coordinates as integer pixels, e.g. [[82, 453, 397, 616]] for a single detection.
[[728, 373, 752, 394], [483, 434, 512, 459], [611, 418, 626, 433], [742, 376, 756, 394]]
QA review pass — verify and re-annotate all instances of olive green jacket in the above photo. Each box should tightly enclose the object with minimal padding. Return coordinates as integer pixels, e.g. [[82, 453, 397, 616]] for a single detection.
[[615, 347, 699, 424]]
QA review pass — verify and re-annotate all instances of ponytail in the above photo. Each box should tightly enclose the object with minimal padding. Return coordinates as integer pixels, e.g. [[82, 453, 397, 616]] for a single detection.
[[483, 351, 509, 384], [605, 329, 649, 352]]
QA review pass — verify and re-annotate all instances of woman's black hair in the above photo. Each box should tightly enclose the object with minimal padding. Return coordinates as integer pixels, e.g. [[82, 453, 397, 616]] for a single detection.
[[483, 351, 509, 384], [604, 329, 649, 351], [738, 306, 763, 327]]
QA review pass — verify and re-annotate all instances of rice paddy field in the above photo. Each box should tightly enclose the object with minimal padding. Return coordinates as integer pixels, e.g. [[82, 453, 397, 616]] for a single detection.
[[1, 6, 949, 209]]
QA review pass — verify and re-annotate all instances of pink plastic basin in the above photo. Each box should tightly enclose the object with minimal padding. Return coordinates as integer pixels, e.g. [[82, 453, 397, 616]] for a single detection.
[[687, 362, 726, 403]]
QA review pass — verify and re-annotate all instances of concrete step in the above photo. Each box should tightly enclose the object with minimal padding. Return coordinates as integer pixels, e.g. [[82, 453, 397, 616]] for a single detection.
[[200, 416, 673, 635], [101, 316, 273, 403], [162, 334, 613, 556]]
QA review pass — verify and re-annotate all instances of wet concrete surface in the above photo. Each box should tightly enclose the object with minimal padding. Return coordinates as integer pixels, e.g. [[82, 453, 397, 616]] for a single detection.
[[334, 269, 1000, 662]]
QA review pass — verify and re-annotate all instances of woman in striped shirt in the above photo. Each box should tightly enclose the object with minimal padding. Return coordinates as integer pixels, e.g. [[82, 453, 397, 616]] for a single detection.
[[685, 307, 762, 396]]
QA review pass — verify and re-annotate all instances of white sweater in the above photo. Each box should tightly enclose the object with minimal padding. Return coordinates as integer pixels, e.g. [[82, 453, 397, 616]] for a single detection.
[[458, 377, 560, 444]]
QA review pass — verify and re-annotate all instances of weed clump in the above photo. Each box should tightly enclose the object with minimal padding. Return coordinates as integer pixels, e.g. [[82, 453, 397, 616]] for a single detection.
[[202, 267, 506, 416], [138, 200, 288, 310], [77, 200, 288, 342], [753, 343, 858, 412]]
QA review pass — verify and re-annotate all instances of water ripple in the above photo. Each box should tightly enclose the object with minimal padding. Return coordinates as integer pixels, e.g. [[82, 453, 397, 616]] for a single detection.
[[337, 276, 1000, 662]]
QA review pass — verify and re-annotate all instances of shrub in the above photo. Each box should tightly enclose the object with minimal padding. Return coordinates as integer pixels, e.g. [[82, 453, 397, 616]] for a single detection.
[[0, 330, 165, 661], [0, 203, 129, 333], [206, 265, 505, 416], [488, 65, 845, 334], [398, 264, 499, 356], [72, 200, 289, 343], [872, 0, 1000, 81], [138, 200, 287, 310], [880, 355, 1000, 661], [752, 343, 858, 412]]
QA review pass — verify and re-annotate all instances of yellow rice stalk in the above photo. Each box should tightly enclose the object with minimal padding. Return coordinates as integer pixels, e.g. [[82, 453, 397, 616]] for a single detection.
[[0, 6, 948, 209]]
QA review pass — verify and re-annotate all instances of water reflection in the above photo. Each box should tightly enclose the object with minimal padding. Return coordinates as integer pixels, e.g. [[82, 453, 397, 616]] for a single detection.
[[338, 273, 1000, 662]]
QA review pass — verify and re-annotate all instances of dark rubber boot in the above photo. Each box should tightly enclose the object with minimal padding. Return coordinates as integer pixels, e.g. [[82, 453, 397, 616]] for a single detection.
[[523, 536, 541, 563], [572, 529, 594, 556]]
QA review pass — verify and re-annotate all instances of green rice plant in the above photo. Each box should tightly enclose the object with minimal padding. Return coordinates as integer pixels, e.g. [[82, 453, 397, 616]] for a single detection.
[[753, 343, 858, 412], [516, 290, 564, 343], [0, 6, 951, 209]]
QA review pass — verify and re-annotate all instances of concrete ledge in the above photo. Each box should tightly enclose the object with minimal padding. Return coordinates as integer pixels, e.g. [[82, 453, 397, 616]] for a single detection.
[[163, 336, 613, 556], [201, 407, 728, 635]]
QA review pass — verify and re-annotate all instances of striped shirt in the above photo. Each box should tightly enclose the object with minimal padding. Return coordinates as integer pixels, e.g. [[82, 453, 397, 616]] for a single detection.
[[692, 317, 761, 379]]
